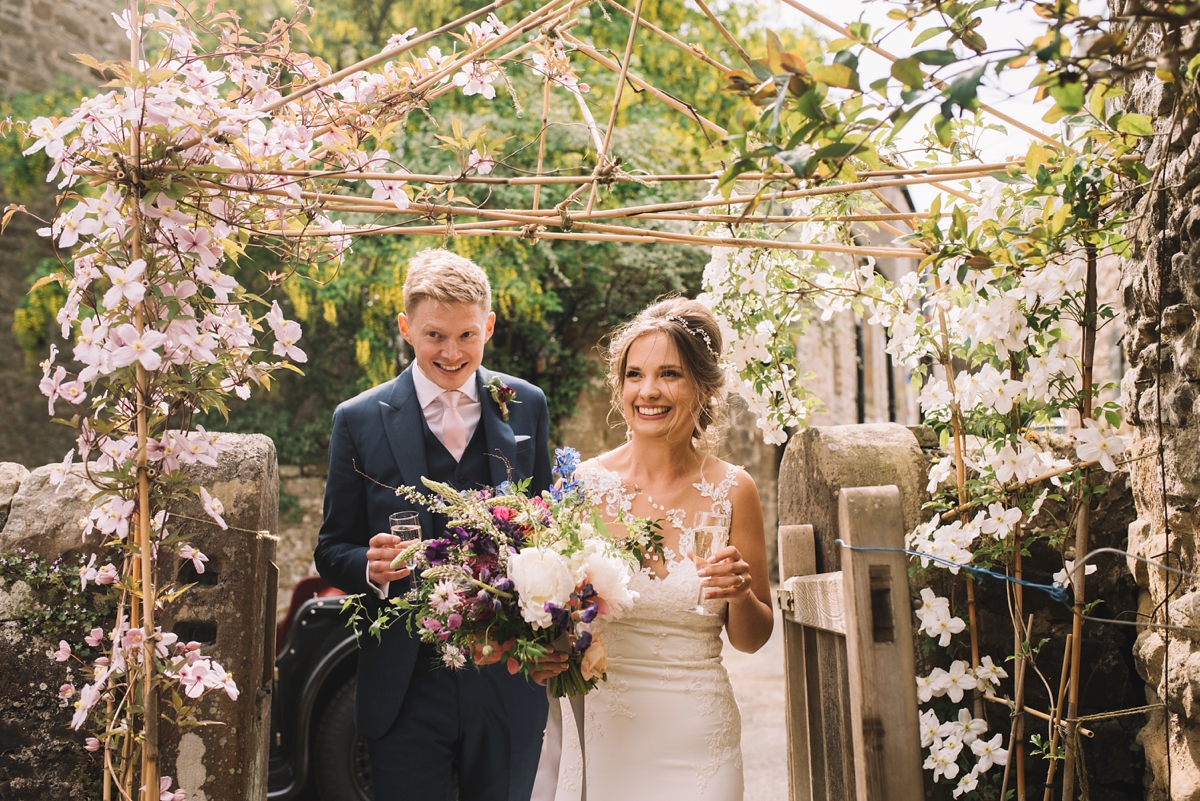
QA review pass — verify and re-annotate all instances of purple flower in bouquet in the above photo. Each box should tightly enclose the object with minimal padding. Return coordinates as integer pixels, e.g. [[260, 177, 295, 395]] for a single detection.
[[544, 602, 572, 630], [425, 538, 453, 564], [574, 630, 592, 654]]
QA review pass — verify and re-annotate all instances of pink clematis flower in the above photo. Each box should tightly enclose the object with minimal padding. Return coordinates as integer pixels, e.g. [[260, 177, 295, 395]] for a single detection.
[[59, 683, 75, 700], [39, 365, 66, 415], [111, 323, 167, 371], [53, 640, 71, 662], [179, 545, 209, 575], [85, 627, 105, 647], [84, 737, 101, 752], [102, 259, 147, 309], [468, 149, 495, 175], [159, 776, 186, 801], [199, 487, 228, 530]]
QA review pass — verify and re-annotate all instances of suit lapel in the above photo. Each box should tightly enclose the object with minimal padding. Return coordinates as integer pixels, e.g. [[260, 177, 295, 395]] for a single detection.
[[378, 368, 434, 533], [478, 367, 518, 486]]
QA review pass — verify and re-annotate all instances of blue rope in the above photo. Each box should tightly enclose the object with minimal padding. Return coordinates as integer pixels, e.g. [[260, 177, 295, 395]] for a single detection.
[[833, 538, 1072, 603]]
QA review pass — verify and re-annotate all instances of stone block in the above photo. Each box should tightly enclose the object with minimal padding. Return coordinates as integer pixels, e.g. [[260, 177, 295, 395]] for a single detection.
[[0, 462, 28, 531], [0, 433, 277, 800], [0, 622, 96, 799], [154, 433, 278, 801], [0, 465, 101, 564], [278, 464, 301, 478], [777, 423, 930, 574]]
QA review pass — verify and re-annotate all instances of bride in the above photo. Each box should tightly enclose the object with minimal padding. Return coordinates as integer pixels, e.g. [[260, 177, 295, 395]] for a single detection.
[[533, 298, 775, 800]]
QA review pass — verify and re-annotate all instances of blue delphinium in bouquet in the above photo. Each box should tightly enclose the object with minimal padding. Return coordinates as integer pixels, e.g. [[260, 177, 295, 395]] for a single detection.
[[346, 448, 641, 697]]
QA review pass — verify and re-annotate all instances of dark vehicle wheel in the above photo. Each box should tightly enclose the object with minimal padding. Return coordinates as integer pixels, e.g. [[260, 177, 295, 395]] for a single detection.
[[314, 678, 373, 801]]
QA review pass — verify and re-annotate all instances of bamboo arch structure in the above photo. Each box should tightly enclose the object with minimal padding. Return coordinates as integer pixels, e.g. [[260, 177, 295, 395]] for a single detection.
[[27, 0, 1120, 798]]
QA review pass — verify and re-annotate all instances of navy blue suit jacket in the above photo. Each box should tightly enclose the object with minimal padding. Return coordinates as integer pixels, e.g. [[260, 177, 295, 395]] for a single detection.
[[313, 365, 553, 739]]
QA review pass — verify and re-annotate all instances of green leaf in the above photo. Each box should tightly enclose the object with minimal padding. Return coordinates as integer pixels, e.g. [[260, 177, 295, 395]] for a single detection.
[[775, 147, 814, 178], [891, 57, 925, 90], [1048, 77, 1084, 114], [1114, 112, 1153, 136], [813, 142, 861, 161], [813, 64, 854, 89], [796, 90, 827, 121], [1187, 52, 1200, 82], [912, 26, 949, 47], [914, 49, 958, 66], [946, 65, 986, 110], [934, 114, 953, 146]]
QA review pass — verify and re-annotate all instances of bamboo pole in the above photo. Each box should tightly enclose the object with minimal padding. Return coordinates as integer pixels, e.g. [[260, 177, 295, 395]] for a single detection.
[[1012, 366, 1029, 800], [127, 6, 158, 799], [599, 0, 733, 73], [564, 34, 729, 137], [587, 0, 646, 213], [932, 272, 985, 720], [1061, 221, 1099, 800], [691, 0, 756, 69], [1043, 634, 1076, 799], [533, 77, 552, 211], [775, 0, 1062, 148], [106, 158, 1035, 184], [1000, 614, 1033, 801], [188, 168, 991, 223], [253, 216, 924, 256]]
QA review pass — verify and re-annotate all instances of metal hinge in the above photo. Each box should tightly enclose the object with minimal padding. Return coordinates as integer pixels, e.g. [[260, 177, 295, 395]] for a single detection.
[[775, 588, 794, 613]]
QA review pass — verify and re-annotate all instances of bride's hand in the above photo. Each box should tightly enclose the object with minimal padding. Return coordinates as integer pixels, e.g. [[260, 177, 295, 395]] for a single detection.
[[696, 545, 754, 602], [530, 651, 571, 686]]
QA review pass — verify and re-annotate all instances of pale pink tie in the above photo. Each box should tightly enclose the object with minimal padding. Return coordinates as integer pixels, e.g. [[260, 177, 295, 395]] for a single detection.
[[439, 390, 467, 461]]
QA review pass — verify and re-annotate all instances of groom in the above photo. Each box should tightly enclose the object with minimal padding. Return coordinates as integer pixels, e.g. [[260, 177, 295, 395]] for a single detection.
[[314, 249, 552, 801]]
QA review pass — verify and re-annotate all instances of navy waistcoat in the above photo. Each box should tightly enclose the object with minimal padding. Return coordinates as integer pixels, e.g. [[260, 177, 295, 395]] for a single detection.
[[421, 414, 491, 538]]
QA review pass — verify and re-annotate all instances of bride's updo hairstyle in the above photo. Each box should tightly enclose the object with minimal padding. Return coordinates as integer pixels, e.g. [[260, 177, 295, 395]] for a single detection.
[[606, 298, 728, 448]]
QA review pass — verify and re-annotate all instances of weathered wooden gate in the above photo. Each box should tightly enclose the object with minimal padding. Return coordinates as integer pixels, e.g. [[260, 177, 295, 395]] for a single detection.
[[775, 485, 923, 801]]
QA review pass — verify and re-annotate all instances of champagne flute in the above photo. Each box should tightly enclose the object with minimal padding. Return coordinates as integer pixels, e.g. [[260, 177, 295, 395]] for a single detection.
[[691, 511, 730, 610], [389, 511, 421, 570]]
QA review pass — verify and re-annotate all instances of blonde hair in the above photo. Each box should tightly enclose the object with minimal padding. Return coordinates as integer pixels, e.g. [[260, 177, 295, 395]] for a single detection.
[[606, 297, 728, 448], [403, 249, 492, 313]]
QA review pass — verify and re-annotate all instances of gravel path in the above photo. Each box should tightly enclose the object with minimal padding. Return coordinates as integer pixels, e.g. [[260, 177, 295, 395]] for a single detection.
[[722, 604, 789, 801]]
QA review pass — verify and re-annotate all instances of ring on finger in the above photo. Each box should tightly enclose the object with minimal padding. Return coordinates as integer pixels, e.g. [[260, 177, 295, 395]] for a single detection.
[[736, 574, 747, 588]]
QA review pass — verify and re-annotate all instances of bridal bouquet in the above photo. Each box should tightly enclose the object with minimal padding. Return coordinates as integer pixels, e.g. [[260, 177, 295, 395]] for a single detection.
[[349, 449, 651, 697]]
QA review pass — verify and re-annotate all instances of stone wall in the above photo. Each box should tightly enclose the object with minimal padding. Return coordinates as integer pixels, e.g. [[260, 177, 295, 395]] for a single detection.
[[0, 433, 277, 800], [0, 0, 124, 94], [0, 2, 124, 471], [1118, 32, 1200, 800]]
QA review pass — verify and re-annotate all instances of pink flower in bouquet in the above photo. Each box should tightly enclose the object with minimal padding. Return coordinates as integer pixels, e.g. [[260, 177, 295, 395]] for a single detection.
[[491, 506, 512, 522], [581, 638, 608, 681]]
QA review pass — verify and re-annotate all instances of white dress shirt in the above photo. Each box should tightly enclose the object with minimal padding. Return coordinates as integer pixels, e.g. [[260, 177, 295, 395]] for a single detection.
[[367, 365, 482, 598], [410, 363, 482, 446]]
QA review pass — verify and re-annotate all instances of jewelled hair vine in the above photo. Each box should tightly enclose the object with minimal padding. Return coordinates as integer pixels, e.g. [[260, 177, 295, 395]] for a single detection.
[[664, 314, 717, 356]]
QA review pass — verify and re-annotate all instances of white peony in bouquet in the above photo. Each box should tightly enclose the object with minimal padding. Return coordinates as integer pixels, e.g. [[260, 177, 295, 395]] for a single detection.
[[347, 448, 652, 697]]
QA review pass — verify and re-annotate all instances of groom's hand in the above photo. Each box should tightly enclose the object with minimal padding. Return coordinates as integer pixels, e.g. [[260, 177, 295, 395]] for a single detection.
[[367, 533, 415, 585]]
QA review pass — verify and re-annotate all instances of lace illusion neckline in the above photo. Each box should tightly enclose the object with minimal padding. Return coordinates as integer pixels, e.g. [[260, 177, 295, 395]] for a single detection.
[[575, 460, 739, 567]]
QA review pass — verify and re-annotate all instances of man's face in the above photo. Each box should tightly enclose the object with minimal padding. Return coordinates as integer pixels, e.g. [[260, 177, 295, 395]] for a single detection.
[[398, 300, 495, 390]]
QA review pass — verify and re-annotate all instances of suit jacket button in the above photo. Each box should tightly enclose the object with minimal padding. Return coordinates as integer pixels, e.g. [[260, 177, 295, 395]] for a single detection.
[[456, 474, 466, 484]]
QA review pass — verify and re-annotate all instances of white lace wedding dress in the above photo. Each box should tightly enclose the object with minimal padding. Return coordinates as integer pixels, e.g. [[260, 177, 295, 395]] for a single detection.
[[543, 461, 744, 800]]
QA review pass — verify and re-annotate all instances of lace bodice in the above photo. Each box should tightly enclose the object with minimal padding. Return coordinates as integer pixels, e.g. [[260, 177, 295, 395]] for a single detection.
[[574, 459, 739, 566]]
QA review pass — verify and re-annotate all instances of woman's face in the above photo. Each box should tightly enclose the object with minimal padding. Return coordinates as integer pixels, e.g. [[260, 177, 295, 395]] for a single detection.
[[621, 331, 699, 443]]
